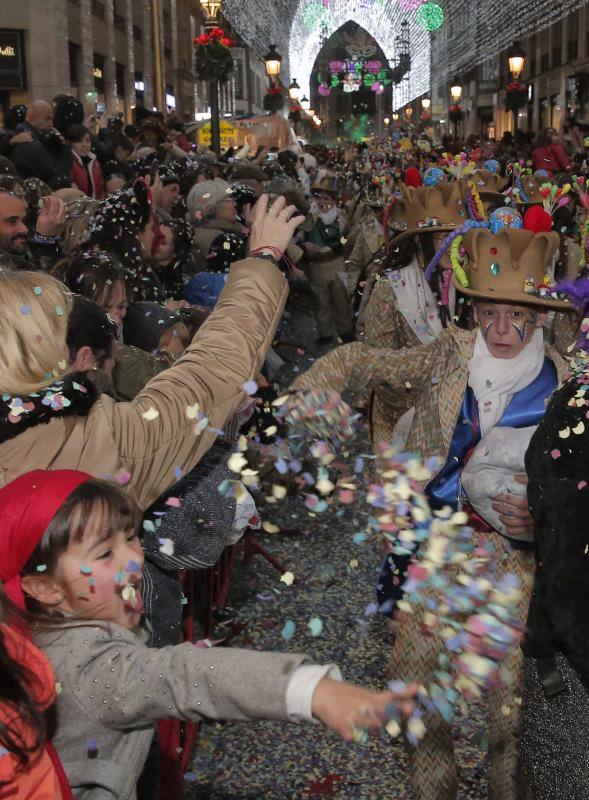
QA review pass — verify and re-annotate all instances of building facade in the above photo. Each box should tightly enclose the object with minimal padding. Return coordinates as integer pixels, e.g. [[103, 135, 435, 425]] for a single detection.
[[0, 0, 267, 123], [429, 0, 589, 138]]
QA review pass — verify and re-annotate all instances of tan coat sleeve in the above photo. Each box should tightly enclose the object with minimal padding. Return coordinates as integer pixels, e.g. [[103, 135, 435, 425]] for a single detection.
[[99, 257, 288, 509], [289, 334, 447, 403]]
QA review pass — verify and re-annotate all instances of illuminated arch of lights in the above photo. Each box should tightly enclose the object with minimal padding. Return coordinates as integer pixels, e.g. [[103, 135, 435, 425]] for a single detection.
[[288, 0, 431, 110]]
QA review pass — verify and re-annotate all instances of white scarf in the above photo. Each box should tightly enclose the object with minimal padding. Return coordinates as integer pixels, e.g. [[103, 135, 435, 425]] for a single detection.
[[467, 328, 545, 435], [319, 206, 339, 226], [386, 259, 443, 345]]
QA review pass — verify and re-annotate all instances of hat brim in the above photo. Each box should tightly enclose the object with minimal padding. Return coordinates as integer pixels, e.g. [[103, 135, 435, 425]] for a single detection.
[[453, 276, 575, 312], [310, 185, 340, 197], [479, 191, 509, 204], [389, 224, 457, 246]]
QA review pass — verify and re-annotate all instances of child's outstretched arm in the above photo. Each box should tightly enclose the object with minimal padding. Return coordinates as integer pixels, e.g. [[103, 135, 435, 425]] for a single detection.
[[311, 677, 417, 741], [41, 622, 415, 737]]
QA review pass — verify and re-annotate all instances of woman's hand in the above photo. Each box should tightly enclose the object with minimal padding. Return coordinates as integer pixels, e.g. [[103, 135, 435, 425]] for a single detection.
[[311, 678, 417, 741], [248, 195, 305, 256], [491, 474, 533, 538]]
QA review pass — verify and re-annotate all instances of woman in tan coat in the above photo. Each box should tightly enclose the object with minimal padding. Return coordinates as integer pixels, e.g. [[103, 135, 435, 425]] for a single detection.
[[0, 195, 303, 511]]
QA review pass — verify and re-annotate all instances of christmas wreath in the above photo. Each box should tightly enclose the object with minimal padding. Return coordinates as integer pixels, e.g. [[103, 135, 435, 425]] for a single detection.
[[193, 27, 235, 83], [263, 85, 286, 114], [448, 104, 464, 123], [504, 81, 528, 112]]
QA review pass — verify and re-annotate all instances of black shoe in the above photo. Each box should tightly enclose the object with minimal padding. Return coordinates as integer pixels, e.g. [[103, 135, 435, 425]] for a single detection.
[[315, 335, 334, 346], [212, 606, 237, 626], [339, 332, 355, 343]]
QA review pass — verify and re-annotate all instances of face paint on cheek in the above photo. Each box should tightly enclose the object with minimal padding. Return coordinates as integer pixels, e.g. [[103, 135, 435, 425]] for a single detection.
[[513, 316, 536, 342], [511, 322, 526, 342], [482, 320, 493, 340]]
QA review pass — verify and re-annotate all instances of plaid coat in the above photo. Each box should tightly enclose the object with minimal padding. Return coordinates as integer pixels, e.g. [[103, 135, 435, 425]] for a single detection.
[[290, 326, 568, 465]]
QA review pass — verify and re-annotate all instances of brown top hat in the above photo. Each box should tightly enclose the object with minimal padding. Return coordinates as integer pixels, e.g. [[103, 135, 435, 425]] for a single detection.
[[390, 181, 472, 244], [471, 169, 509, 204], [310, 174, 341, 197], [511, 175, 544, 206], [455, 228, 572, 311], [230, 162, 269, 183]]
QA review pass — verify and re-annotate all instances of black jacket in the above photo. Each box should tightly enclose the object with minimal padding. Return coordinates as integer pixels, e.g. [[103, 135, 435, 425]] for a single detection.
[[523, 367, 589, 691], [11, 123, 72, 187]]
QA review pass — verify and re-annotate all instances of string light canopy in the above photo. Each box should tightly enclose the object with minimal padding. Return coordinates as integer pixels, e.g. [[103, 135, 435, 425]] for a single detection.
[[437, 0, 586, 77], [289, 0, 430, 108]]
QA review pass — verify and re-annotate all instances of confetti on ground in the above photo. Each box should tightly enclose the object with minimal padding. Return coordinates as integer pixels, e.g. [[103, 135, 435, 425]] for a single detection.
[[185, 293, 490, 799]]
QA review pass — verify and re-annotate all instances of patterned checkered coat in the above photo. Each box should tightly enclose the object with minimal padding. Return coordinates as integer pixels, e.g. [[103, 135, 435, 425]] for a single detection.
[[290, 326, 568, 465]]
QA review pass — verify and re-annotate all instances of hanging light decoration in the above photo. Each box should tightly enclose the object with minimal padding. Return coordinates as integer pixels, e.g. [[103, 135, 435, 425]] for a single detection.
[[398, 0, 425, 10], [416, 2, 445, 31], [301, 1, 330, 30]]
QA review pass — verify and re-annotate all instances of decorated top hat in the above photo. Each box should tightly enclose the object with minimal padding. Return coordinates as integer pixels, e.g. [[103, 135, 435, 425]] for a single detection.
[[310, 174, 341, 197], [389, 181, 475, 245], [510, 175, 545, 207], [471, 169, 509, 205], [454, 228, 571, 311]]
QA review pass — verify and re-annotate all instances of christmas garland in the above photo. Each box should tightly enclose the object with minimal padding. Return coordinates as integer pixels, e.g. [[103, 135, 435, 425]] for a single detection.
[[263, 86, 286, 114], [504, 81, 528, 112], [448, 104, 464, 124], [194, 27, 235, 83]]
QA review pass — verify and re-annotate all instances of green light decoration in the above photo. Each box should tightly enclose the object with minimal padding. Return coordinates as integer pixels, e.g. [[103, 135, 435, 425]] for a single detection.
[[363, 73, 376, 87], [343, 114, 371, 143], [377, 68, 392, 86], [330, 74, 340, 88], [302, 1, 330, 30], [416, 2, 445, 32]]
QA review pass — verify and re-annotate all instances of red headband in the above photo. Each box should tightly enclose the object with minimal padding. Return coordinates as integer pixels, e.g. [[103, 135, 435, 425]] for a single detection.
[[0, 470, 92, 609]]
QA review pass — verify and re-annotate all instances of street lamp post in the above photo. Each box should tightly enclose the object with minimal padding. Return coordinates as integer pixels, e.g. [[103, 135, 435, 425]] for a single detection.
[[507, 41, 526, 81], [264, 44, 282, 96], [288, 78, 300, 101], [199, 0, 223, 154], [450, 78, 463, 139], [507, 41, 526, 133]]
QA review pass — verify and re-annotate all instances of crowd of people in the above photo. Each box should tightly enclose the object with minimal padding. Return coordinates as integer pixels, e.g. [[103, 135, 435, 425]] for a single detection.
[[0, 89, 589, 800]]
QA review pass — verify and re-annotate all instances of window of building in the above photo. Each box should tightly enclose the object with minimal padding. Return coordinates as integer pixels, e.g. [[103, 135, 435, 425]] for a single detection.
[[115, 62, 126, 98], [540, 52, 549, 73], [68, 41, 81, 87], [164, 46, 172, 60], [93, 53, 105, 93], [134, 70, 145, 101], [133, 25, 142, 42], [235, 58, 244, 100], [91, 0, 105, 20]]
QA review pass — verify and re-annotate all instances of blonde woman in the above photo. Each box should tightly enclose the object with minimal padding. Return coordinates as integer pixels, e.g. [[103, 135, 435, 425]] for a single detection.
[[0, 194, 303, 511]]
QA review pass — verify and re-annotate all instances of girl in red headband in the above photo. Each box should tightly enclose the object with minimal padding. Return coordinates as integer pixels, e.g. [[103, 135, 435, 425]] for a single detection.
[[0, 470, 415, 800]]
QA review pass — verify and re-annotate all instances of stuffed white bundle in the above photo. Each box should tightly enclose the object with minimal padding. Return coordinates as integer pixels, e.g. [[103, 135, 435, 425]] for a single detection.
[[461, 425, 536, 541]]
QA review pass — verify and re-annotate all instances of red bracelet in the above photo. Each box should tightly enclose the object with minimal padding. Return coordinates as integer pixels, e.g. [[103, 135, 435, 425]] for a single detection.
[[249, 245, 284, 260]]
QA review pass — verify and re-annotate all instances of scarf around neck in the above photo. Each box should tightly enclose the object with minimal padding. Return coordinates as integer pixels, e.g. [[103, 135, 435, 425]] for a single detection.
[[467, 328, 545, 435]]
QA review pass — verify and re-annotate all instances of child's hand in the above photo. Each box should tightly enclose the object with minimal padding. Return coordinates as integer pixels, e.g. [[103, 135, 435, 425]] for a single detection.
[[311, 677, 418, 741]]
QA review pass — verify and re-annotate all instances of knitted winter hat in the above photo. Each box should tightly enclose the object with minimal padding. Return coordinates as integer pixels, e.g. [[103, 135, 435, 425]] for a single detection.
[[123, 301, 181, 353]]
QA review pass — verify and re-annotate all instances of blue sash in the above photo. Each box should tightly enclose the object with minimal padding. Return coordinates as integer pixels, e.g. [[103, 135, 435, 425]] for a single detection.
[[427, 357, 557, 511], [376, 357, 557, 616]]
